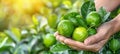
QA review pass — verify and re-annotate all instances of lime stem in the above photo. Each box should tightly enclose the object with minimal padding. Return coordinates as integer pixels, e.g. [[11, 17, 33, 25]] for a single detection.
[[87, 25, 93, 31]]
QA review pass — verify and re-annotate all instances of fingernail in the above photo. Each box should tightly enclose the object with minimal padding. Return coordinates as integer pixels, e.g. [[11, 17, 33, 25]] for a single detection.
[[84, 39, 90, 45]]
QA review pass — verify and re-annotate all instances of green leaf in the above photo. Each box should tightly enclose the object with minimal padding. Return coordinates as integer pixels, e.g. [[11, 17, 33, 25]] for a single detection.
[[76, 15, 88, 28], [0, 37, 8, 48], [98, 7, 111, 22], [39, 51, 52, 54], [81, 1, 95, 18], [68, 50, 78, 54], [103, 12, 111, 22], [63, 0, 72, 9], [28, 37, 38, 50], [4, 30, 19, 43], [0, 32, 7, 43], [98, 7, 107, 17], [13, 44, 30, 54], [72, 0, 84, 10], [0, 44, 13, 51], [0, 37, 13, 51], [14, 49, 25, 54], [110, 7, 120, 18], [11, 28, 21, 41], [62, 12, 80, 27], [50, 43, 70, 52], [32, 15, 39, 25]]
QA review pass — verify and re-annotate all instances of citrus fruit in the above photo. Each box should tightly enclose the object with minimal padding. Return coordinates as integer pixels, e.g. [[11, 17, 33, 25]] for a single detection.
[[47, 14, 57, 28], [72, 27, 88, 42], [43, 34, 56, 47], [109, 39, 120, 53], [57, 20, 74, 37], [86, 11, 101, 27]]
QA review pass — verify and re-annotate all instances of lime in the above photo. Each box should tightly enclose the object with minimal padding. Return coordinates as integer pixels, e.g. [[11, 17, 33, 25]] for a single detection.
[[43, 34, 56, 47], [86, 11, 101, 27], [57, 20, 74, 37], [72, 27, 88, 42], [109, 39, 120, 53], [47, 14, 57, 28]]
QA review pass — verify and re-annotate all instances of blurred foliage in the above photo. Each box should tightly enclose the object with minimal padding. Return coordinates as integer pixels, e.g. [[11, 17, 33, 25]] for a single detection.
[[0, 0, 120, 54], [0, 0, 79, 54]]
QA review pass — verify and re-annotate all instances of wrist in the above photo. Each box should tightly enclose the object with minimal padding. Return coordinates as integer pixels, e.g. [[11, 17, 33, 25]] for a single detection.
[[98, 14, 120, 38], [110, 14, 120, 35]]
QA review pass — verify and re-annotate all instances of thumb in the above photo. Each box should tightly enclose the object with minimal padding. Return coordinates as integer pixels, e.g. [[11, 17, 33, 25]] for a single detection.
[[84, 34, 104, 45]]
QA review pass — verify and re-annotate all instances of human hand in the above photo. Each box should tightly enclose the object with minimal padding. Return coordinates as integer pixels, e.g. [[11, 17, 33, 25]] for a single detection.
[[95, 0, 120, 12], [54, 21, 114, 52]]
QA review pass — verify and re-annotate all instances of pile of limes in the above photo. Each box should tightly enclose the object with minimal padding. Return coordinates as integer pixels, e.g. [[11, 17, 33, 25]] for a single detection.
[[57, 11, 100, 42]]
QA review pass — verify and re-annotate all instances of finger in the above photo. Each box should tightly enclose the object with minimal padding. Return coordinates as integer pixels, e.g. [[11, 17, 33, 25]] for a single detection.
[[84, 33, 104, 45], [96, 38, 108, 47], [57, 35, 67, 42], [69, 45, 81, 50], [55, 33, 64, 40], [68, 39, 108, 52], [84, 35, 98, 45], [63, 39, 88, 49], [86, 39, 108, 52]]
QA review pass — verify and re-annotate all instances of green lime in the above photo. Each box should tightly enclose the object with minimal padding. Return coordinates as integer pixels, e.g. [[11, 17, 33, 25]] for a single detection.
[[57, 20, 74, 37], [86, 11, 101, 27], [43, 34, 56, 47], [109, 39, 120, 53], [47, 14, 57, 28], [72, 27, 88, 42]]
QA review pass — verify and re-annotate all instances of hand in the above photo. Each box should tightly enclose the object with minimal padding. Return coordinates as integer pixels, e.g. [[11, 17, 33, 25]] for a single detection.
[[54, 21, 114, 52], [95, 0, 120, 12]]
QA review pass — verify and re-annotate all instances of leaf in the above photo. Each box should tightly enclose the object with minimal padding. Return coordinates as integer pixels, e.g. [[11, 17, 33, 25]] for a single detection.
[[0, 37, 13, 51], [110, 7, 120, 18], [81, 1, 95, 18], [0, 37, 8, 48], [76, 15, 88, 28], [0, 44, 13, 51], [62, 12, 80, 26], [50, 43, 70, 52], [98, 7, 111, 22], [11, 28, 21, 41], [0, 32, 7, 43], [98, 7, 107, 17], [68, 50, 78, 54], [28, 37, 38, 50], [39, 51, 52, 54], [4, 30, 19, 43], [13, 44, 30, 54], [32, 15, 39, 25], [14, 49, 25, 54], [103, 12, 111, 22], [63, 0, 72, 9]]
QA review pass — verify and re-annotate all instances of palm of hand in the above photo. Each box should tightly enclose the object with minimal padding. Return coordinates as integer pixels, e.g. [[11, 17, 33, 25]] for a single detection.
[[55, 22, 113, 52]]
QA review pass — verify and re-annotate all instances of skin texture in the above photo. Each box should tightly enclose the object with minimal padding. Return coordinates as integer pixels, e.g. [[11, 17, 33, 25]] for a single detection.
[[95, 0, 120, 12], [54, 0, 120, 52]]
